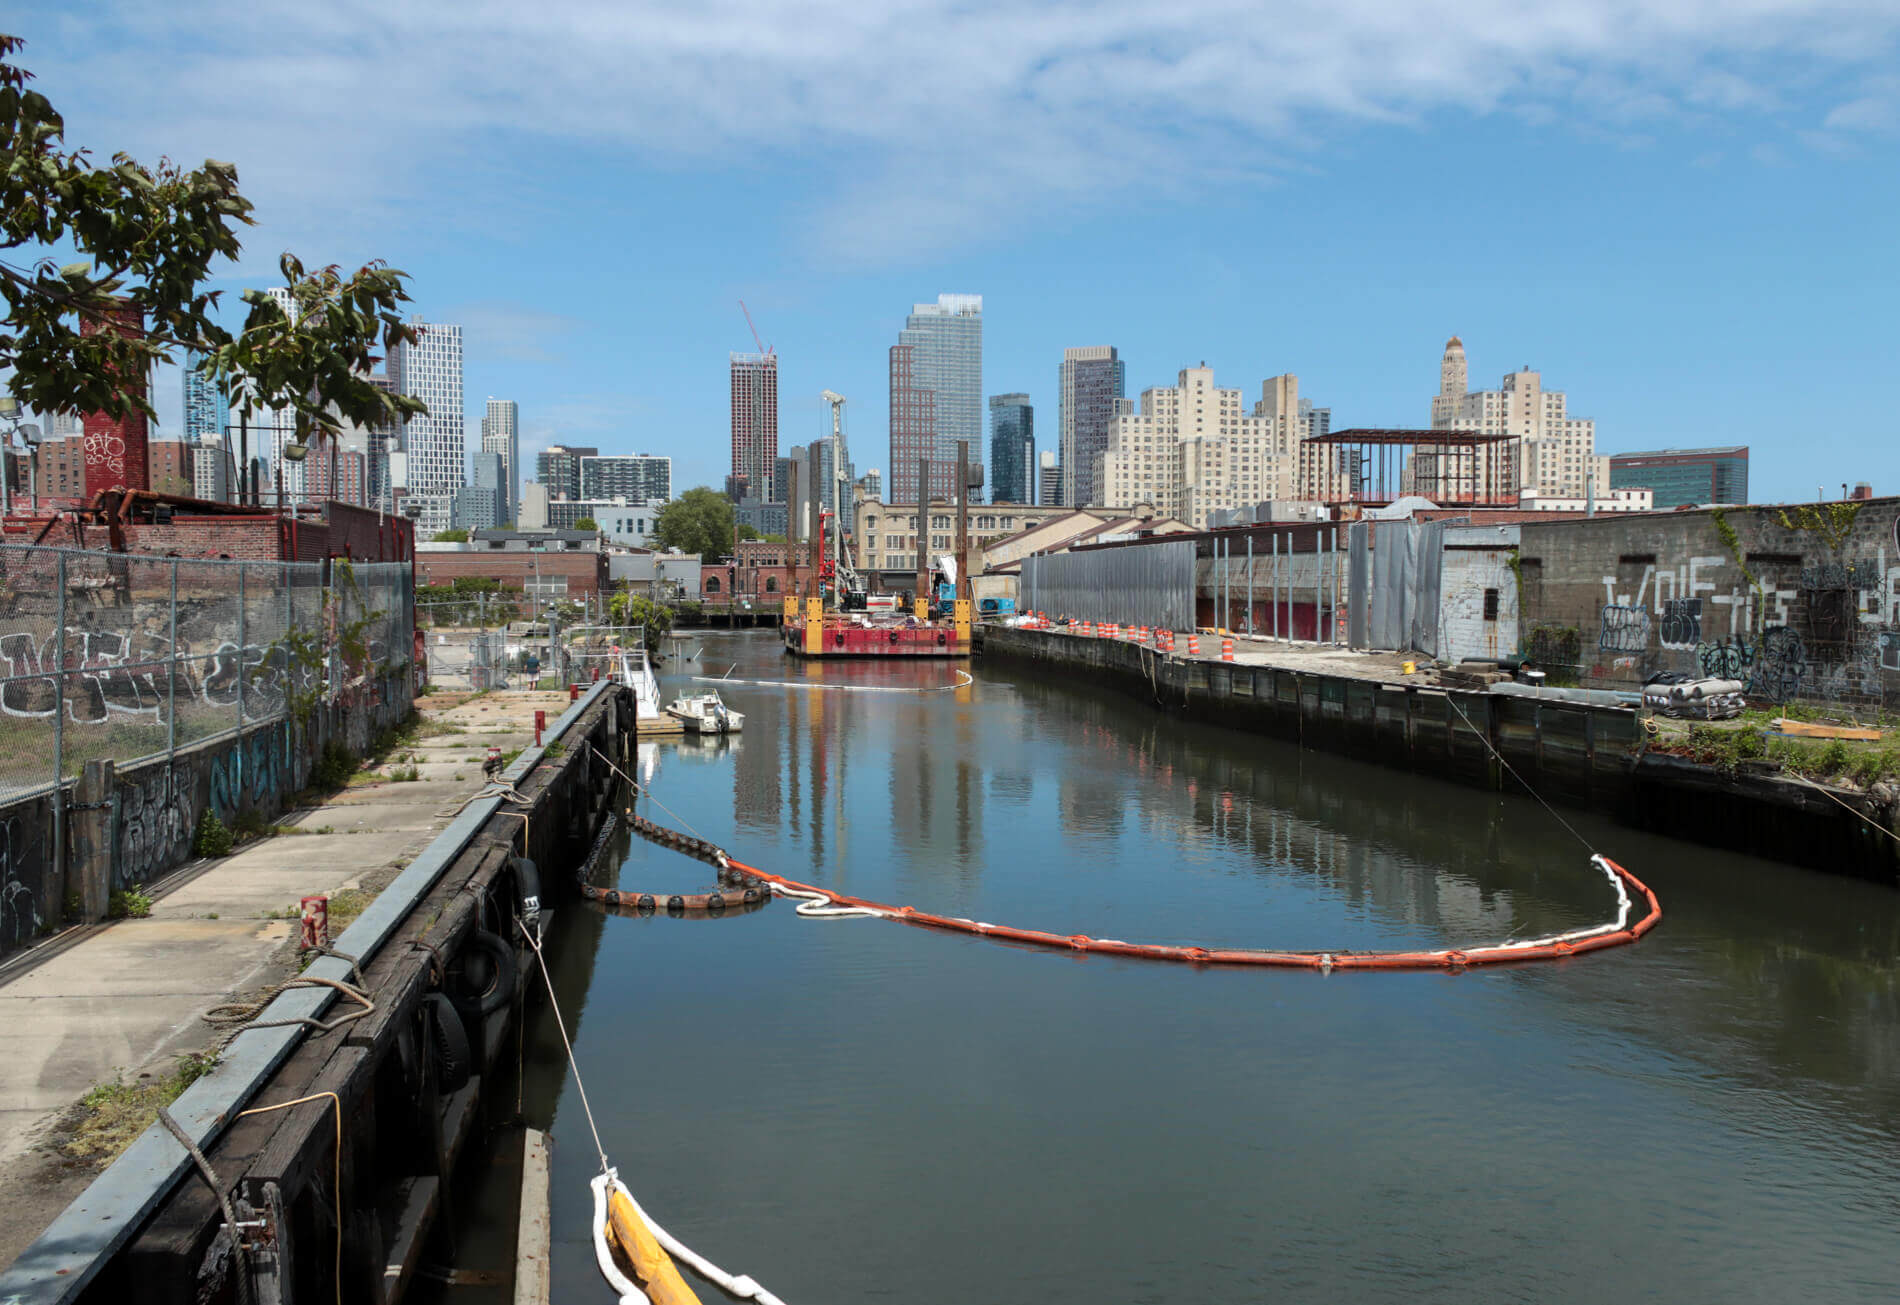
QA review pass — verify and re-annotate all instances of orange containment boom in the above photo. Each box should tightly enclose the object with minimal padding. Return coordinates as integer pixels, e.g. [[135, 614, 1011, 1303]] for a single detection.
[[623, 811, 1663, 971]]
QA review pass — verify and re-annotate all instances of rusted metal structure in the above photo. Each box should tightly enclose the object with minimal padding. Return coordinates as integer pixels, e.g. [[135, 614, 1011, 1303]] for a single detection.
[[1302, 428, 1520, 509]]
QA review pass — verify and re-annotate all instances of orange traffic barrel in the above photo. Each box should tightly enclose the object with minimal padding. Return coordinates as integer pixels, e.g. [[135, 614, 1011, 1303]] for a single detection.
[[1221, 636, 1235, 662], [1187, 633, 1201, 656]]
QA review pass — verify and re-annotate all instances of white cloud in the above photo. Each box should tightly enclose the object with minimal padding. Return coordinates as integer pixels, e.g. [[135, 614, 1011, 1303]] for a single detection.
[[444, 302, 584, 365], [16, 1, 1900, 263]]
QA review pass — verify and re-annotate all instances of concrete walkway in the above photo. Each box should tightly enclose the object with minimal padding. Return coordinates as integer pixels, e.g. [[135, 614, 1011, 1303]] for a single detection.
[[0, 688, 574, 1270]]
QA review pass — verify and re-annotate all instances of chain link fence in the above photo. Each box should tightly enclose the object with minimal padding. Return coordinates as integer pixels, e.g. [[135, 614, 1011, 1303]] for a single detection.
[[0, 545, 414, 802]]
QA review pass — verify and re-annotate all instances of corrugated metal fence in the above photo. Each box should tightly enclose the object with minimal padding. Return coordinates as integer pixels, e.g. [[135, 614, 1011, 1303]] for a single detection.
[[1021, 540, 1196, 632]]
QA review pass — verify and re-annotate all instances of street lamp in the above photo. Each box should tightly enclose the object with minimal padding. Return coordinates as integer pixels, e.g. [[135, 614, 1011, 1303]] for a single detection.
[[0, 399, 43, 515]]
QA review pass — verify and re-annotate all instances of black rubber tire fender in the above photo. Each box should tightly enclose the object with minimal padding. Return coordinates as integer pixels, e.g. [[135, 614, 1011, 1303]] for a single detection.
[[425, 992, 472, 1093], [450, 928, 518, 1018]]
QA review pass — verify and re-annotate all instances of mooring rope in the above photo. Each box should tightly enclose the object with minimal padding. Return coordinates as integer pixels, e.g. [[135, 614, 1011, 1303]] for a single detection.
[[524, 883, 793, 1303]]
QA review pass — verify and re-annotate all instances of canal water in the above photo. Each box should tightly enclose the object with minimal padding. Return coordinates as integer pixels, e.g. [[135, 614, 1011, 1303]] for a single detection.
[[529, 631, 1900, 1303]]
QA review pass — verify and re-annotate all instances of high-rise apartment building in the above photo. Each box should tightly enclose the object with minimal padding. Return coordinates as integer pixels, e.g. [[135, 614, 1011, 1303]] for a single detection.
[[190, 437, 231, 503], [182, 355, 227, 447], [989, 394, 1034, 505], [534, 445, 597, 501], [730, 352, 778, 503], [1037, 451, 1062, 507], [1099, 365, 1300, 529], [889, 294, 982, 503], [1429, 337, 1593, 500], [481, 398, 519, 525], [1059, 346, 1124, 508], [1609, 447, 1749, 508], [390, 315, 465, 496], [580, 454, 671, 504]]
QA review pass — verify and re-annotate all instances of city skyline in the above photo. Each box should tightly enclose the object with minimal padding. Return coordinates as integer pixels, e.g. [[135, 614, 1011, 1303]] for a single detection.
[[31, 6, 1900, 505]]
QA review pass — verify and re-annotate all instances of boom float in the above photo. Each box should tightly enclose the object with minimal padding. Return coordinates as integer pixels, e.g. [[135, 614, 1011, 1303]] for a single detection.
[[623, 811, 1664, 970]]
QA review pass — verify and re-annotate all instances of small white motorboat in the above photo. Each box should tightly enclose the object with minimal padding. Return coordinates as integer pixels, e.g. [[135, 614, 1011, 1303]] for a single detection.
[[664, 691, 743, 734]]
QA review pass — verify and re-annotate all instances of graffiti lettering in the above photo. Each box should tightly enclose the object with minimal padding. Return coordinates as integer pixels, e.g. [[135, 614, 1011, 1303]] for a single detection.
[[117, 765, 197, 888], [1695, 638, 1755, 681], [1598, 604, 1651, 654], [1659, 598, 1702, 650], [1748, 626, 1807, 702]]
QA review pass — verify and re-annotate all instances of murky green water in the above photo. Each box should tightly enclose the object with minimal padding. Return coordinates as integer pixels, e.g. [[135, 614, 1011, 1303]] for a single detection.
[[528, 631, 1900, 1303]]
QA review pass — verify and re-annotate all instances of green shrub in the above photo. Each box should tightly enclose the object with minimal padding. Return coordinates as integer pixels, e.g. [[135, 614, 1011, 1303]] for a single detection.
[[232, 808, 270, 840], [309, 741, 356, 791], [192, 808, 234, 859], [108, 885, 152, 919]]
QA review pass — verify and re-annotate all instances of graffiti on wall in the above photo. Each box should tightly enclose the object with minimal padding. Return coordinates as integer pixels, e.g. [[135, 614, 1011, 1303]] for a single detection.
[[0, 631, 320, 726], [1660, 598, 1702, 650], [116, 764, 197, 889], [1591, 528, 1900, 704], [1, 817, 45, 951], [1598, 604, 1651, 653]]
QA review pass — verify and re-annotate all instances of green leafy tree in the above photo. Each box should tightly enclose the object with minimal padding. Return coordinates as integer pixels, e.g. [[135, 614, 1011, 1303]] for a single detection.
[[609, 589, 674, 649], [0, 35, 425, 442], [653, 487, 736, 563], [432, 528, 468, 543], [572, 516, 599, 532]]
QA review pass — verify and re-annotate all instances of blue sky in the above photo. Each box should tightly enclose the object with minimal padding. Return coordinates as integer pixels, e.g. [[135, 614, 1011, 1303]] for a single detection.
[[14, 2, 1900, 503]]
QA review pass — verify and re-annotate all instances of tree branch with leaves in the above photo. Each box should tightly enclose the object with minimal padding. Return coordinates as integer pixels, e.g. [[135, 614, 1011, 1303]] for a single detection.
[[0, 34, 425, 447]]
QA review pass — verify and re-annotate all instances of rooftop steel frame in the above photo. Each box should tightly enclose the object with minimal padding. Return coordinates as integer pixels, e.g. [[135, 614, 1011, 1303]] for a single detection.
[[1301, 428, 1521, 508]]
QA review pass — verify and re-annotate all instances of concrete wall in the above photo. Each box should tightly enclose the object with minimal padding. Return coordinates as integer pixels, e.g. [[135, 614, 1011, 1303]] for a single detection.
[[1439, 525, 1520, 664], [1517, 499, 1900, 707], [0, 664, 414, 961]]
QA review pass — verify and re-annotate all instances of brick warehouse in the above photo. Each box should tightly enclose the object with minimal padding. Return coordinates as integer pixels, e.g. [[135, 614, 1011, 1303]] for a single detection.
[[2, 496, 415, 564], [416, 548, 608, 600]]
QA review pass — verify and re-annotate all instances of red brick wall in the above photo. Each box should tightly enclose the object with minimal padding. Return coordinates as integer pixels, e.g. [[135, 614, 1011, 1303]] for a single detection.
[[119, 516, 289, 560], [417, 550, 607, 597], [323, 502, 414, 563], [80, 304, 150, 497]]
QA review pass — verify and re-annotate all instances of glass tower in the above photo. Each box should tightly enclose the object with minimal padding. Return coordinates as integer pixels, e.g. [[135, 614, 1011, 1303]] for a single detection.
[[889, 294, 982, 503], [989, 394, 1034, 504], [1059, 346, 1124, 508]]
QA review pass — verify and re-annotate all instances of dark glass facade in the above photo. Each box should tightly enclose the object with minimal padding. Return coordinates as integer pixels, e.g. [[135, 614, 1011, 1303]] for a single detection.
[[989, 394, 1034, 505], [1609, 447, 1748, 508]]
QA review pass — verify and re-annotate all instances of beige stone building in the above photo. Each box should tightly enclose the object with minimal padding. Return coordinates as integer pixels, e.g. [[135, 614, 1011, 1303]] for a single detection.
[[1098, 365, 1308, 530], [1429, 337, 1596, 500], [853, 494, 1076, 578]]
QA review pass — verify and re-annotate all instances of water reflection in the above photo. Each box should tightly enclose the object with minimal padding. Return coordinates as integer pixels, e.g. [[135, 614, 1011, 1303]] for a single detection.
[[520, 632, 1900, 1303]]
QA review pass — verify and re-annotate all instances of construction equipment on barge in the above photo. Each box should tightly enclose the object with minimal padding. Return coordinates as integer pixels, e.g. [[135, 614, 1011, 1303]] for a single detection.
[[779, 439, 976, 659]]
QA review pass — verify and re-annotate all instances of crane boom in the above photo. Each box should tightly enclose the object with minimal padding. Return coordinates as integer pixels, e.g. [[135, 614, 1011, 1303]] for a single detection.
[[738, 300, 772, 356]]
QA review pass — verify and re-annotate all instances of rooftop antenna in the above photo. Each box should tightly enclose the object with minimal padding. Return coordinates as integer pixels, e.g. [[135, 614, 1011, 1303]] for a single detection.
[[739, 300, 773, 357]]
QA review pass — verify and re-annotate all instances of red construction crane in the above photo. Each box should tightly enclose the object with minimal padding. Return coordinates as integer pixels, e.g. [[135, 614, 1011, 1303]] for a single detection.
[[738, 300, 773, 357]]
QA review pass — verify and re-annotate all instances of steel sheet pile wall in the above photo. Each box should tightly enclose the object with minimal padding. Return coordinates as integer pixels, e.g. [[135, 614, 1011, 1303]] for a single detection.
[[1023, 539, 1195, 632]]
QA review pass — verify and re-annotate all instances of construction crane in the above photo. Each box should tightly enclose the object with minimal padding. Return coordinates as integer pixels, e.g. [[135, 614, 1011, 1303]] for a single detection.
[[738, 300, 773, 357], [819, 390, 865, 604]]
